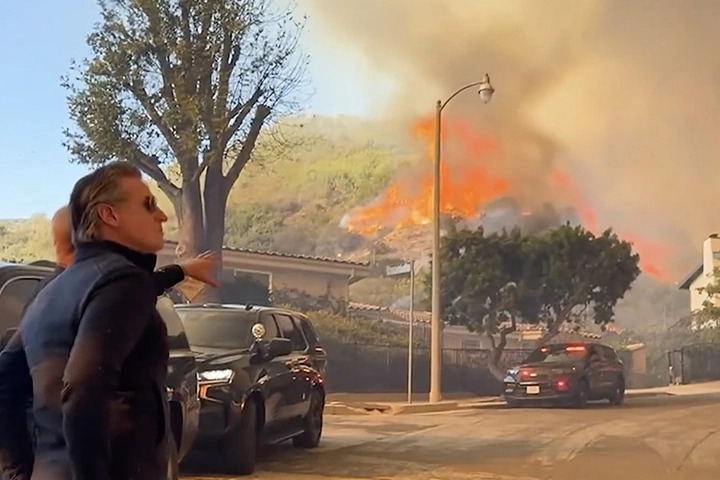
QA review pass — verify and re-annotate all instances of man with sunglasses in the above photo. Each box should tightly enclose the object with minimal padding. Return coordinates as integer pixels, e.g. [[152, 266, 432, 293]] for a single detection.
[[0, 162, 216, 480], [0, 203, 219, 480], [23, 205, 218, 310]]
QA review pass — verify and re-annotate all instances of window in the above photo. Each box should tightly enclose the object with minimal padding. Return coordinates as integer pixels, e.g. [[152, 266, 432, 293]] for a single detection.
[[587, 345, 604, 363], [260, 314, 280, 341], [525, 344, 588, 364], [601, 345, 618, 361], [297, 317, 320, 347], [0, 277, 41, 333], [177, 308, 259, 350], [273, 313, 307, 351], [156, 296, 190, 351]]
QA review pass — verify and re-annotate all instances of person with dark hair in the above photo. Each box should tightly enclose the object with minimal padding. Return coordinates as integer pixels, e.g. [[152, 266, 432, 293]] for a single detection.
[[0, 202, 218, 480], [0, 161, 216, 480]]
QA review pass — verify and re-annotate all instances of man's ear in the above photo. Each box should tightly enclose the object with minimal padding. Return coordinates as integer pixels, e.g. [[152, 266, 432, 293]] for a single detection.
[[96, 204, 120, 227]]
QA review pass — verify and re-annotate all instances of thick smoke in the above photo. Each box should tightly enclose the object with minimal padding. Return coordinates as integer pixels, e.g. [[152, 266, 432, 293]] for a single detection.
[[302, 0, 720, 276]]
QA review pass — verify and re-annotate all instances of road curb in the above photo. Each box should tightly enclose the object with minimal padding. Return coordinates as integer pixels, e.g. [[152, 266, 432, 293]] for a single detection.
[[625, 391, 674, 398], [325, 396, 504, 415], [389, 401, 459, 415]]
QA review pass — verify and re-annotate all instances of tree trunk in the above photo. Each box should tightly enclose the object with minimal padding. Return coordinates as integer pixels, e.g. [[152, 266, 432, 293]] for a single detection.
[[486, 326, 515, 381], [177, 176, 205, 257], [534, 317, 567, 347], [192, 163, 229, 303], [174, 163, 228, 303]]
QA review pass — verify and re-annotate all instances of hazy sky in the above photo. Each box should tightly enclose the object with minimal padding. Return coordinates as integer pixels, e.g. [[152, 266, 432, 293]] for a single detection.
[[0, 0, 393, 218]]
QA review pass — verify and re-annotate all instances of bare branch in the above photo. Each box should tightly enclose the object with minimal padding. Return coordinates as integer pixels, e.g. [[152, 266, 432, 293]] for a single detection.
[[223, 87, 263, 146], [126, 144, 180, 199], [223, 104, 271, 192], [127, 80, 181, 153]]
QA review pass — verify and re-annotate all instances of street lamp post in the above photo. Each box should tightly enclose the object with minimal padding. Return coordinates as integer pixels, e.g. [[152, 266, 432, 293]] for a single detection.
[[429, 73, 494, 404]]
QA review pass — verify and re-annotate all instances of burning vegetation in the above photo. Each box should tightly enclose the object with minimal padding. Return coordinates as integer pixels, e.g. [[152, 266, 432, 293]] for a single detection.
[[344, 115, 674, 282]]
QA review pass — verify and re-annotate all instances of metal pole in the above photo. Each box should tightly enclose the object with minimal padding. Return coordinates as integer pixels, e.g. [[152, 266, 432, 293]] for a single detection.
[[408, 260, 415, 404], [429, 100, 443, 404]]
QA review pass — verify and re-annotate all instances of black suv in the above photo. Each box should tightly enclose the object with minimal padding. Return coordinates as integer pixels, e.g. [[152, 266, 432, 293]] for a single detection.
[[503, 342, 625, 408], [175, 303, 327, 476], [0, 261, 200, 478]]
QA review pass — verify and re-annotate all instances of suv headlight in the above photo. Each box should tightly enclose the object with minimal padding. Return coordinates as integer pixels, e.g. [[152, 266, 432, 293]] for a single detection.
[[198, 369, 234, 383]]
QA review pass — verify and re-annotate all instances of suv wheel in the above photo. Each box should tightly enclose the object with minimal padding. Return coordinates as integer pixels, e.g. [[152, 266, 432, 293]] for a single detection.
[[608, 379, 625, 406], [573, 379, 589, 409], [292, 389, 324, 449], [220, 399, 258, 475]]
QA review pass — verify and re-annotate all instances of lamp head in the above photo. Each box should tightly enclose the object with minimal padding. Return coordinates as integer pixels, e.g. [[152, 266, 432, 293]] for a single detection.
[[478, 73, 494, 104]]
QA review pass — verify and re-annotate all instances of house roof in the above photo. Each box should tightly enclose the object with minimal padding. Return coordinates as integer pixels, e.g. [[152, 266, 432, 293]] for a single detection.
[[678, 263, 703, 290], [163, 240, 369, 267]]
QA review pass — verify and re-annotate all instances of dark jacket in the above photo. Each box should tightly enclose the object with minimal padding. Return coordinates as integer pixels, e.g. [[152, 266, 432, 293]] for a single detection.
[[0, 243, 186, 480]]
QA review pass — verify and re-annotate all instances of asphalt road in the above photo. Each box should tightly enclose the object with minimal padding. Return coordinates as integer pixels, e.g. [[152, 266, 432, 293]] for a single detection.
[[183, 393, 720, 480]]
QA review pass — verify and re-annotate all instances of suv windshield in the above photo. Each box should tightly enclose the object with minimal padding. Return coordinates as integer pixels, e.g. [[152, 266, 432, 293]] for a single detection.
[[177, 308, 257, 350], [524, 344, 587, 364]]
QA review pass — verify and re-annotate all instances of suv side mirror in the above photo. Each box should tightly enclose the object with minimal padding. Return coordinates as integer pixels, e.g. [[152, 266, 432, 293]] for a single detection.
[[267, 338, 292, 359], [0, 328, 17, 350]]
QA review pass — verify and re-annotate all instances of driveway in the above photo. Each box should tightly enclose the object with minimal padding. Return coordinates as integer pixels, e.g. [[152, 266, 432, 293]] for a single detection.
[[183, 393, 720, 480]]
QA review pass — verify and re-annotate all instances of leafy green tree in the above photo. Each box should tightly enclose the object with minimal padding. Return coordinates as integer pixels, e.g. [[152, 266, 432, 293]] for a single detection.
[[62, 0, 307, 296], [689, 267, 720, 341], [427, 227, 540, 378], [429, 224, 641, 379], [534, 225, 641, 343]]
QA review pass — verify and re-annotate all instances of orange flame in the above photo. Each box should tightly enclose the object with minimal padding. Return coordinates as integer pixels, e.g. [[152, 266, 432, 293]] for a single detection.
[[346, 117, 509, 235], [548, 170, 673, 282], [346, 114, 674, 282]]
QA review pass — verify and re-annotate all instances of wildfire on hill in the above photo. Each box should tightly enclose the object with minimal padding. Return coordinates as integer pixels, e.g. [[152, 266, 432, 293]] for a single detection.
[[344, 115, 675, 282]]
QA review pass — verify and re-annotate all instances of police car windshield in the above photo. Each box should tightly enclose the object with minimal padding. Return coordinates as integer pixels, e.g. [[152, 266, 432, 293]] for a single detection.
[[177, 308, 257, 350], [524, 344, 587, 364]]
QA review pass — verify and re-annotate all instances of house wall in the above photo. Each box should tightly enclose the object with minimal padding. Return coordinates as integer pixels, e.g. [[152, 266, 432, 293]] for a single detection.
[[270, 269, 350, 299], [689, 274, 710, 312], [156, 252, 353, 300], [702, 237, 720, 278], [630, 349, 647, 374]]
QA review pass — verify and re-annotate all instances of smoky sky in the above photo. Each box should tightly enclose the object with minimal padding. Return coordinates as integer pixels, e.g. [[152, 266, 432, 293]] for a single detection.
[[302, 0, 720, 276]]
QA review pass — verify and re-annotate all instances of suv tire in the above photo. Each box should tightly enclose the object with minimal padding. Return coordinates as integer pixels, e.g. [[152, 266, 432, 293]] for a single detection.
[[292, 389, 324, 449], [608, 378, 625, 406], [573, 379, 589, 409], [220, 399, 258, 476]]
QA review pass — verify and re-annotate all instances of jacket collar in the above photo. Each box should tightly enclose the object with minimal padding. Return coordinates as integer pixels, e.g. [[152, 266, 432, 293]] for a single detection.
[[74, 240, 157, 273]]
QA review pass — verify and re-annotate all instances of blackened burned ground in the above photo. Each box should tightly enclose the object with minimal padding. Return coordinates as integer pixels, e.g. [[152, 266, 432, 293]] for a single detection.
[[183, 394, 720, 480]]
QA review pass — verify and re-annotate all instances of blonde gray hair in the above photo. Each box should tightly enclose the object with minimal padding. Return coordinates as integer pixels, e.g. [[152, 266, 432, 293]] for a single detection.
[[69, 161, 142, 245]]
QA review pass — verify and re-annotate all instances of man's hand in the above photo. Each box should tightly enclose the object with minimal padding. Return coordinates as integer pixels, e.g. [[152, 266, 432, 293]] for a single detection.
[[179, 252, 221, 287]]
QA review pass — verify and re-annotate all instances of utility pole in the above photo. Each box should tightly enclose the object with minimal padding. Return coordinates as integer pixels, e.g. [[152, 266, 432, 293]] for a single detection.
[[408, 260, 415, 403]]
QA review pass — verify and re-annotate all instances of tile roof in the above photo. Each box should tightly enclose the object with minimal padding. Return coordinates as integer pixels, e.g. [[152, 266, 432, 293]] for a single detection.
[[163, 240, 369, 267]]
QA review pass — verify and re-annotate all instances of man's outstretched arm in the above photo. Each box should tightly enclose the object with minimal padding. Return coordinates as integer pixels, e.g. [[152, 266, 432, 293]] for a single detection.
[[152, 265, 185, 296], [0, 332, 34, 480], [61, 269, 156, 480]]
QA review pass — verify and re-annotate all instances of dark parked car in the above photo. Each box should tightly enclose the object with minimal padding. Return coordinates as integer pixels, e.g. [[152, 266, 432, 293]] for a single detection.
[[175, 303, 327, 476], [0, 261, 200, 479], [503, 342, 625, 408]]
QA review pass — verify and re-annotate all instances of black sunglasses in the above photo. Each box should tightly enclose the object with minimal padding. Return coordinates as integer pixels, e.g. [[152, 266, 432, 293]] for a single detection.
[[143, 196, 159, 213]]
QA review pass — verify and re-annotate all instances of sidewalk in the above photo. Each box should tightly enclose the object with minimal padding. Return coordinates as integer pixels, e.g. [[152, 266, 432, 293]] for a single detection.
[[325, 381, 720, 416], [626, 380, 720, 397]]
